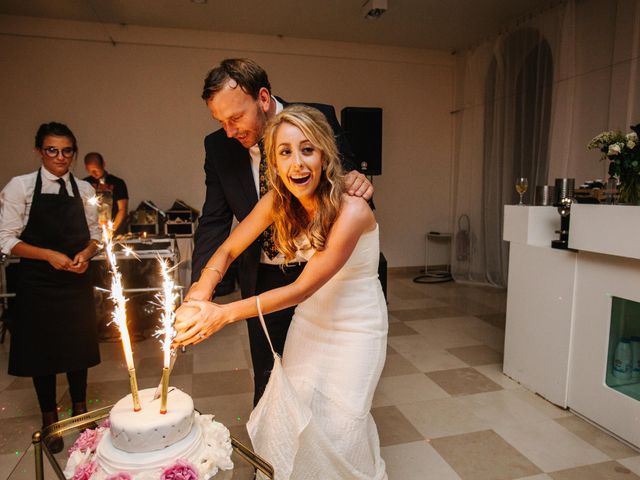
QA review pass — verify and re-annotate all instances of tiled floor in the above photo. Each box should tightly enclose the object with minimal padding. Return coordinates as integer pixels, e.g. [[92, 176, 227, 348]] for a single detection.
[[1, 270, 639, 479]]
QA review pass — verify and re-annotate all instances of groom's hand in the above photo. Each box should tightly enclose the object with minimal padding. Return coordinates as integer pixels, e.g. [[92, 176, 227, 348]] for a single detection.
[[344, 170, 373, 200]]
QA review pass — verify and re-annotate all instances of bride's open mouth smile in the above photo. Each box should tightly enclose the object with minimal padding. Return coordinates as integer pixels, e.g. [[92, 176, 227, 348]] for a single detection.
[[290, 173, 311, 185]]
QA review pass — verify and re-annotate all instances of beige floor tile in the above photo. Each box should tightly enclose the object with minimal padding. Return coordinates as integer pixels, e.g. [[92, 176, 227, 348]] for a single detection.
[[516, 475, 554, 480], [457, 390, 556, 429], [88, 358, 130, 382], [397, 397, 490, 439], [477, 312, 506, 329], [190, 332, 248, 355], [373, 373, 449, 407], [388, 286, 430, 300], [371, 405, 424, 447], [386, 297, 450, 311], [549, 460, 640, 479], [228, 424, 252, 449], [0, 414, 40, 455], [163, 373, 194, 395], [426, 368, 503, 396], [0, 388, 40, 419], [381, 440, 462, 479], [391, 306, 464, 321], [464, 321, 506, 353], [193, 348, 250, 374], [388, 322, 419, 337], [130, 337, 169, 359], [429, 315, 489, 330], [5, 373, 67, 391], [430, 429, 542, 480], [494, 419, 610, 472], [0, 452, 23, 479], [381, 353, 421, 377], [509, 388, 571, 419], [554, 416, 639, 459], [619, 456, 640, 475], [388, 336, 469, 372], [473, 364, 521, 390], [191, 369, 253, 398], [447, 345, 503, 366], [73, 378, 142, 408], [194, 392, 253, 428], [136, 352, 194, 377], [444, 297, 501, 316], [405, 320, 484, 349]]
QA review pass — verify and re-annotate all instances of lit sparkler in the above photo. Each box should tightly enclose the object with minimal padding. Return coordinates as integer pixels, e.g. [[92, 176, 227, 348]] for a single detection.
[[102, 222, 141, 411], [153, 258, 179, 414]]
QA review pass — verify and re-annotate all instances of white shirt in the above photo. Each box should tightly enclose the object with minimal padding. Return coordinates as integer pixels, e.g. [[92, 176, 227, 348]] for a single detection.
[[0, 168, 101, 255]]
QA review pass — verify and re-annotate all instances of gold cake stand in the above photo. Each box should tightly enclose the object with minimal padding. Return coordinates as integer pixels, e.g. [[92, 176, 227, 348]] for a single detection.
[[24, 406, 273, 479]]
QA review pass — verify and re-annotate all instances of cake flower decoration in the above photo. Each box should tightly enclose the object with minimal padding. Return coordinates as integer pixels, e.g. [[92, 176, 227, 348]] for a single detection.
[[71, 460, 97, 480], [68, 428, 102, 454], [160, 459, 199, 480], [105, 473, 132, 480]]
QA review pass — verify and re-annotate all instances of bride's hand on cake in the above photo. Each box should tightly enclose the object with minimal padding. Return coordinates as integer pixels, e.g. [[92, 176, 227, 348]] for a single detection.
[[173, 300, 227, 346]]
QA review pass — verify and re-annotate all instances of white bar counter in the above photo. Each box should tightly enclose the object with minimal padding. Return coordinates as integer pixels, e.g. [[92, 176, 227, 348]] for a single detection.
[[503, 204, 640, 448]]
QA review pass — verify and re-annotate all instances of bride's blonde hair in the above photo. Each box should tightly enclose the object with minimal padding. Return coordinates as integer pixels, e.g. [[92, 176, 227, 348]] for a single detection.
[[263, 105, 345, 263]]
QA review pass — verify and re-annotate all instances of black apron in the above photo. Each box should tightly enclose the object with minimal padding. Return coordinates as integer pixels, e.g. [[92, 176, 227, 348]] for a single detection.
[[8, 169, 100, 376]]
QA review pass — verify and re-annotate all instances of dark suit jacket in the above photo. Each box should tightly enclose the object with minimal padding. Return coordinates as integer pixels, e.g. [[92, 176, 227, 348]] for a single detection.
[[191, 98, 355, 298]]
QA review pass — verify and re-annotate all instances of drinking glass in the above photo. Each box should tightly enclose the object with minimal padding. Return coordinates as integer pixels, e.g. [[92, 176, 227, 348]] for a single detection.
[[515, 177, 528, 205]]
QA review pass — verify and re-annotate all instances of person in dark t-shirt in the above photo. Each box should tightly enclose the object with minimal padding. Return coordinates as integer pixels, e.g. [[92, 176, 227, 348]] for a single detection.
[[83, 152, 129, 235]]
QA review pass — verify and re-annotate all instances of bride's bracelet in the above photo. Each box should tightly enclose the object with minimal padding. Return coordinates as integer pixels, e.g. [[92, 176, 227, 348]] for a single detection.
[[201, 266, 223, 284]]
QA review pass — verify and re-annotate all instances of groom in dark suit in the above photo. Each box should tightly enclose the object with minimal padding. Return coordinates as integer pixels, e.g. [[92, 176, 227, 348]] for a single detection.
[[189, 58, 373, 405]]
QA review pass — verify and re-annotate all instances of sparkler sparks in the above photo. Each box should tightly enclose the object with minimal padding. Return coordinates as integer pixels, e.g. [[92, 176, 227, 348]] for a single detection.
[[102, 222, 141, 411], [153, 258, 179, 413]]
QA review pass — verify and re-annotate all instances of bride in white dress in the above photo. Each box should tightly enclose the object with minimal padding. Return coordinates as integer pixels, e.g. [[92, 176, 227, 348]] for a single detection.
[[175, 105, 388, 480]]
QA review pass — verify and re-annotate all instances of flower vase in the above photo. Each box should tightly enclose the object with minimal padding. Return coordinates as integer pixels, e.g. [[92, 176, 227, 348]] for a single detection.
[[619, 176, 640, 205]]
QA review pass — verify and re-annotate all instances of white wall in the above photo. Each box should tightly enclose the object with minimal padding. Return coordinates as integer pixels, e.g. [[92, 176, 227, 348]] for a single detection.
[[0, 15, 454, 268]]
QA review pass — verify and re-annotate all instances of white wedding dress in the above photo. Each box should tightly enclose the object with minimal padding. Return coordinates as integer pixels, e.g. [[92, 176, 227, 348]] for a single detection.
[[247, 225, 388, 480]]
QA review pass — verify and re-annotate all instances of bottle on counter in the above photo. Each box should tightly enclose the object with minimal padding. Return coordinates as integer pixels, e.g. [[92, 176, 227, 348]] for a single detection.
[[613, 338, 632, 380], [630, 336, 640, 380]]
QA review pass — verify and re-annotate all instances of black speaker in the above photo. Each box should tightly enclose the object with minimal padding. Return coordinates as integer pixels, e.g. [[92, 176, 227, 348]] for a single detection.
[[341, 107, 382, 176]]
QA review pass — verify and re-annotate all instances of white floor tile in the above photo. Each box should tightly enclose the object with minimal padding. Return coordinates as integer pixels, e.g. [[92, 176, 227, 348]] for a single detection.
[[381, 440, 462, 480], [396, 397, 490, 439], [373, 374, 449, 408], [494, 419, 611, 472]]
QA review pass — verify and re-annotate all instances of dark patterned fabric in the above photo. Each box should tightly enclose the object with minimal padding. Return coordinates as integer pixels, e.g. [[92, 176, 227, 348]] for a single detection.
[[258, 149, 280, 259]]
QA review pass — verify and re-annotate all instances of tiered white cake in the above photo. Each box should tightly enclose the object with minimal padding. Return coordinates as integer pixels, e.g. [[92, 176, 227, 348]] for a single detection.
[[64, 387, 233, 480]]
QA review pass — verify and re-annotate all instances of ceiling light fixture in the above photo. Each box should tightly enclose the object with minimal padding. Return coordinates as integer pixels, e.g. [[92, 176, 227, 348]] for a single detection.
[[362, 0, 387, 20]]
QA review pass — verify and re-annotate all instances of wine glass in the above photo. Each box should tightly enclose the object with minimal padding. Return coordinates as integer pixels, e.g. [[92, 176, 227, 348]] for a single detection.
[[515, 177, 528, 205]]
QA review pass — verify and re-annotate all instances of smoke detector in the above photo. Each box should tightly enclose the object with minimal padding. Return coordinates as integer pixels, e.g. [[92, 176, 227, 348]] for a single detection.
[[362, 0, 388, 20]]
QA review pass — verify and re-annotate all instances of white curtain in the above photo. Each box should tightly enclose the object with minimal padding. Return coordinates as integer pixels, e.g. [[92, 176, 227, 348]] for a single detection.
[[451, 0, 640, 287]]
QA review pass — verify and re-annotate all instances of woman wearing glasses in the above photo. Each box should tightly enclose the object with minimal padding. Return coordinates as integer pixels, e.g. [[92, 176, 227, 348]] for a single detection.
[[0, 122, 101, 452]]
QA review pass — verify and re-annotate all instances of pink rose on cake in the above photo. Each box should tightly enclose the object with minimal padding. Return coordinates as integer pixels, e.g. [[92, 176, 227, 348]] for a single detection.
[[105, 473, 132, 480], [69, 428, 103, 454], [64, 448, 93, 479], [72, 461, 97, 480], [160, 459, 199, 480]]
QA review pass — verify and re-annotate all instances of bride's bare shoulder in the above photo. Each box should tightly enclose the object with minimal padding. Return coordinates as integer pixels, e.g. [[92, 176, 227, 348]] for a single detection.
[[338, 194, 376, 230]]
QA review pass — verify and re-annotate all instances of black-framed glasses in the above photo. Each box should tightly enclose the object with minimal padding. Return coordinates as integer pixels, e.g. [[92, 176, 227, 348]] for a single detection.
[[42, 146, 76, 159]]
